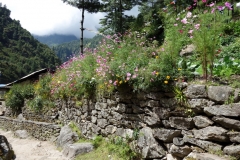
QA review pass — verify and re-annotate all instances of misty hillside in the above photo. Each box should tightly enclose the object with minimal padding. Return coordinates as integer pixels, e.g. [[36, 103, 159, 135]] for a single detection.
[[33, 34, 78, 47], [0, 6, 61, 84]]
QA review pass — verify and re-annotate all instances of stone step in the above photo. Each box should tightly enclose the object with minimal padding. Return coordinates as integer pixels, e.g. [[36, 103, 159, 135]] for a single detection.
[[62, 142, 94, 159]]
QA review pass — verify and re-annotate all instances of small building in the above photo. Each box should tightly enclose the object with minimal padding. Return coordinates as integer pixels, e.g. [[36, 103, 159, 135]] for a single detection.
[[0, 68, 50, 115]]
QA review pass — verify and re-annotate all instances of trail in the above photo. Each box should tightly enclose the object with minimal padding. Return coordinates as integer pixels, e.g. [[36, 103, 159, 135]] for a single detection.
[[0, 129, 68, 160]]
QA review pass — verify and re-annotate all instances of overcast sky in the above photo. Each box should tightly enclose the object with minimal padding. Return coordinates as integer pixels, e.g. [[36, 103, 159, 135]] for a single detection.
[[0, 0, 139, 38]]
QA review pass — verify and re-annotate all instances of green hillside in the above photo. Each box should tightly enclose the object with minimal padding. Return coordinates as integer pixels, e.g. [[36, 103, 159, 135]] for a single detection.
[[53, 35, 103, 62], [0, 6, 61, 84]]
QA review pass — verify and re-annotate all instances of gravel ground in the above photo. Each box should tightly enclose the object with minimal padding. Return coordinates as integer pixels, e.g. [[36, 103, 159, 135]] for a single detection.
[[0, 129, 69, 160]]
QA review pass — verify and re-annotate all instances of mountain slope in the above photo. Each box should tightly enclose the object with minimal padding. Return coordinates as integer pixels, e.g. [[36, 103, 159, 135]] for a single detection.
[[33, 34, 78, 47], [53, 35, 103, 62], [0, 6, 61, 84]]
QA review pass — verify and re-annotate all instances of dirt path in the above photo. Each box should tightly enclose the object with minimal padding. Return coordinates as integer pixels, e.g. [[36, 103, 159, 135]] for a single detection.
[[0, 129, 69, 160]]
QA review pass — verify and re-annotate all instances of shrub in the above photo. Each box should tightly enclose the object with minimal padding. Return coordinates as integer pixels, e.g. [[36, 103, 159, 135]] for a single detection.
[[5, 82, 34, 114]]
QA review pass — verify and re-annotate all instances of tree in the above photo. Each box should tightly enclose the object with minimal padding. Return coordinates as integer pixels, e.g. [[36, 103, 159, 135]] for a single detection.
[[99, 0, 141, 35], [62, 0, 102, 54]]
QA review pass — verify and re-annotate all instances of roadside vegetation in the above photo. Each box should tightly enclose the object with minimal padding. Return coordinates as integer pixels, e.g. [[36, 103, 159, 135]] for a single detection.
[[4, 1, 240, 159]]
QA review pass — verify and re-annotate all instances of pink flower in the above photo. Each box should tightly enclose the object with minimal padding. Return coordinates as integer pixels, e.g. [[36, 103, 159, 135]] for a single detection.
[[109, 80, 112, 84], [127, 72, 131, 77], [188, 29, 193, 34], [152, 71, 156, 75], [132, 74, 137, 79], [202, 0, 207, 3], [135, 67, 138, 72], [225, 2, 232, 10], [181, 18, 188, 24], [209, 2, 215, 7], [176, 17, 180, 20], [211, 8, 215, 13], [194, 24, 200, 30], [217, 6, 225, 11], [113, 81, 118, 86], [186, 12, 192, 18], [174, 23, 178, 26]]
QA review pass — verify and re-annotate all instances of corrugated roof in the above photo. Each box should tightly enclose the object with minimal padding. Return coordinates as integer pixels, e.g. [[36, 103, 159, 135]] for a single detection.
[[6, 68, 48, 86]]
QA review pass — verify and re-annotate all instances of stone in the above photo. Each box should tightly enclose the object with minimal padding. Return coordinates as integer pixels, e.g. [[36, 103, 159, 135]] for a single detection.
[[113, 103, 126, 113], [116, 128, 133, 139], [0, 105, 6, 116], [169, 117, 194, 130], [212, 116, 240, 131], [144, 111, 161, 126], [188, 99, 215, 113], [208, 86, 234, 104], [63, 143, 94, 159], [107, 99, 117, 107], [97, 119, 107, 128], [184, 84, 207, 98], [193, 126, 228, 142], [169, 144, 192, 158], [137, 127, 166, 159], [91, 116, 97, 124], [140, 100, 160, 108], [162, 120, 171, 128], [14, 130, 29, 139], [166, 154, 181, 160], [234, 89, 240, 103], [183, 135, 222, 151], [173, 137, 185, 146], [159, 98, 178, 109], [56, 125, 79, 148], [0, 135, 15, 160], [132, 105, 144, 114], [180, 44, 196, 56], [227, 131, 240, 143], [204, 103, 240, 117], [193, 116, 214, 129], [153, 107, 171, 120], [105, 125, 117, 134], [223, 145, 240, 158], [95, 102, 107, 110], [153, 128, 181, 143], [17, 114, 25, 121], [184, 152, 230, 160], [146, 92, 164, 100]]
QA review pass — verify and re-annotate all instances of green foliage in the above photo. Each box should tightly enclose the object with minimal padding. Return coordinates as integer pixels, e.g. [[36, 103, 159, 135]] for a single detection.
[[26, 73, 54, 111], [107, 136, 139, 160], [93, 135, 103, 148], [5, 82, 34, 114], [223, 21, 240, 36], [69, 121, 82, 138], [173, 86, 187, 107], [0, 6, 61, 84]]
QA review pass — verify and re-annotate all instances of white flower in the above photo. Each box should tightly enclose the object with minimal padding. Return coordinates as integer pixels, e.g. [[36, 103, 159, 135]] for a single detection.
[[236, 2, 240, 8]]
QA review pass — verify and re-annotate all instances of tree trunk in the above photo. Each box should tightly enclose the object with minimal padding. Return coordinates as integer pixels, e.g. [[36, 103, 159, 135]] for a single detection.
[[80, 0, 85, 55]]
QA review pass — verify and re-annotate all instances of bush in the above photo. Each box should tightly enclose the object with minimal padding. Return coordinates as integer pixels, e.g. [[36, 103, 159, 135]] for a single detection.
[[5, 82, 34, 114]]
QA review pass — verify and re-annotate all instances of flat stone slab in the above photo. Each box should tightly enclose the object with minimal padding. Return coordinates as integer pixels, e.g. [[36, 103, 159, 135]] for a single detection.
[[14, 130, 29, 139], [184, 152, 230, 160], [204, 103, 240, 117], [62, 142, 94, 159]]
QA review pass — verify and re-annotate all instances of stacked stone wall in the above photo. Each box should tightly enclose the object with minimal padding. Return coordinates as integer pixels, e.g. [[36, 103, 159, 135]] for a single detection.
[[0, 116, 61, 141], [1, 84, 240, 159]]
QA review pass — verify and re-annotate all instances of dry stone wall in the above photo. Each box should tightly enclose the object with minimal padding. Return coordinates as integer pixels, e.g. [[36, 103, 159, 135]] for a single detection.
[[1, 83, 240, 159], [0, 116, 61, 141]]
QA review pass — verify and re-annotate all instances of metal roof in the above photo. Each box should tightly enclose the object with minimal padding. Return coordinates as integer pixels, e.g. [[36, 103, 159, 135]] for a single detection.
[[6, 68, 48, 86]]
